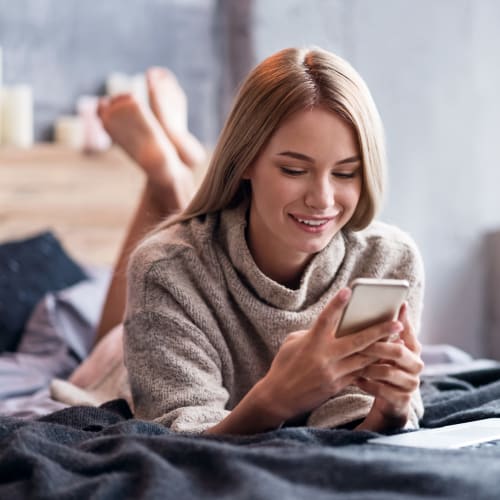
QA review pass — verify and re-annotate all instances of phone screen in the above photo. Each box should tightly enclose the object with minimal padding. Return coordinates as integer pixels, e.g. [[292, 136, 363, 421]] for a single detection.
[[336, 278, 409, 337]]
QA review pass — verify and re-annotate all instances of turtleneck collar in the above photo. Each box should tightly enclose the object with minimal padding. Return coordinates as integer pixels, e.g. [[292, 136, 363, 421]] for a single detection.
[[217, 202, 346, 311]]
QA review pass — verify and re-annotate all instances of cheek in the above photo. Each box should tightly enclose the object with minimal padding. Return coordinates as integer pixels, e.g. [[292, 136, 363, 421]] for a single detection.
[[335, 184, 362, 215], [345, 180, 363, 204], [252, 177, 301, 208]]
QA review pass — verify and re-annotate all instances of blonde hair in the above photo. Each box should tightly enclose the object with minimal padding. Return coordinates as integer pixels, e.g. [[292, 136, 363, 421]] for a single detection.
[[159, 46, 386, 232]]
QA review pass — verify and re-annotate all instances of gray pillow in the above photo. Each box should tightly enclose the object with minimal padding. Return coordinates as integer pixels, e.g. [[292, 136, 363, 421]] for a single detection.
[[0, 232, 88, 352]]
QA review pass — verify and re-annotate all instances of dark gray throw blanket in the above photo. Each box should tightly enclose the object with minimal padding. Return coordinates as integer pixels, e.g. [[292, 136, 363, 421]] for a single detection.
[[1, 368, 500, 500]]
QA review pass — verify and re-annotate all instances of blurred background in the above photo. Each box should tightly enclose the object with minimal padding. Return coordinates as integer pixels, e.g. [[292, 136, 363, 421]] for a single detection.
[[1, 0, 500, 358]]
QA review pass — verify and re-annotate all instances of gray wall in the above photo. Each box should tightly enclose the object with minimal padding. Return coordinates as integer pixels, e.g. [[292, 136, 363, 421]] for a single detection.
[[0, 0, 220, 144], [3, 0, 500, 357], [252, 0, 500, 357]]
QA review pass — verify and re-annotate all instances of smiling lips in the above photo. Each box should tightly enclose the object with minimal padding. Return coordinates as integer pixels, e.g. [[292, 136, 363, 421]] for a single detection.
[[289, 213, 339, 232]]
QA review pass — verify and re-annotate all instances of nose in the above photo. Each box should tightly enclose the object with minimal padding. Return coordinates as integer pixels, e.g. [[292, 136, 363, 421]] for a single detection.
[[304, 175, 335, 210]]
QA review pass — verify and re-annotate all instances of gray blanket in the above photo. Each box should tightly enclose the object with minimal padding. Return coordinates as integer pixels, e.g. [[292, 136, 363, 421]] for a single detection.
[[1, 368, 500, 499]]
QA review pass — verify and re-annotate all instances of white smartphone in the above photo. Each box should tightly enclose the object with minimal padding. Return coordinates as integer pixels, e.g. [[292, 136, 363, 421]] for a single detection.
[[336, 278, 409, 338]]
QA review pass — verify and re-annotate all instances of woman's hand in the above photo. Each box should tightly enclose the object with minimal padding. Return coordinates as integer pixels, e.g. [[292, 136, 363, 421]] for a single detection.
[[257, 288, 404, 423], [355, 303, 424, 431]]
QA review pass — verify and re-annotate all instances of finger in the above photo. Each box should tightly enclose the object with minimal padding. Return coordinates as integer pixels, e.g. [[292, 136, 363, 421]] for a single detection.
[[360, 364, 420, 392], [399, 302, 422, 355], [327, 371, 363, 396], [361, 341, 424, 375], [397, 302, 421, 355], [397, 301, 406, 322], [312, 287, 351, 339], [333, 352, 379, 378], [356, 378, 412, 412], [334, 319, 403, 359], [283, 330, 308, 344]]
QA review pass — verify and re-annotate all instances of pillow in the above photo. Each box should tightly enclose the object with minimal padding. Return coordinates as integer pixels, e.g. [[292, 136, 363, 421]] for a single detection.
[[0, 231, 88, 352]]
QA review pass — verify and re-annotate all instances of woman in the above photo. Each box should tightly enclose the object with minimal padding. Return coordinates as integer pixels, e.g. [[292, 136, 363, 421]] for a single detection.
[[123, 47, 425, 435]]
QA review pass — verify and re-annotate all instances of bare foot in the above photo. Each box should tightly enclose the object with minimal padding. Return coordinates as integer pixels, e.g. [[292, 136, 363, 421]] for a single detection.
[[98, 94, 195, 210], [146, 67, 206, 168]]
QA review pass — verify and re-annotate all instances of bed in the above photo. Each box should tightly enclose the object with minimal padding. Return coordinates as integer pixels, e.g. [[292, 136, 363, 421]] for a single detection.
[[1, 368, 500, 499], [2, 146, 500, 499]]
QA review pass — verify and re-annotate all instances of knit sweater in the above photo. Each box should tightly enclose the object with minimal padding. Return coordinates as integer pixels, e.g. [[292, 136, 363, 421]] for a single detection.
[[124, 202, 425, 434]]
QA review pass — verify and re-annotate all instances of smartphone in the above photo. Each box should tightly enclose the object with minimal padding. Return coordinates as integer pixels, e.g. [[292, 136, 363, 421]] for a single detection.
[[336, 278, 409, 338]]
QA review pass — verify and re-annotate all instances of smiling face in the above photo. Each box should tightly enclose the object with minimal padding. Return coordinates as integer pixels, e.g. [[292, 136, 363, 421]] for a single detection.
[[243, 106, 362, 286]]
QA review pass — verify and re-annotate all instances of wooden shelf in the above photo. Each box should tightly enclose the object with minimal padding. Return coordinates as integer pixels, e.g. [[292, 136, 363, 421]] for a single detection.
[[0, 144, 144, 266]]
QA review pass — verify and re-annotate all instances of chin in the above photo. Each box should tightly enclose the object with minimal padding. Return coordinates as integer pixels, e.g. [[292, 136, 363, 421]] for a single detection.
[[293, 237, 333, 256]]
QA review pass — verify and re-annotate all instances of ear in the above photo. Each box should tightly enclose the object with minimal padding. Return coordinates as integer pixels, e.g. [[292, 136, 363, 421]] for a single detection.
[[241, 164, 254, 180]]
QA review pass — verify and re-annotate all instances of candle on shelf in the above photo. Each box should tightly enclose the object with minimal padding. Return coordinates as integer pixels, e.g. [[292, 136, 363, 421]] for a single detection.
[[54, 115, 85, 150], [106, 72, 131, 96], [2, 84, 34, 148], [106, 71, 148, 106], [77, 95, 111, 153], [130, 73, 148, 106]]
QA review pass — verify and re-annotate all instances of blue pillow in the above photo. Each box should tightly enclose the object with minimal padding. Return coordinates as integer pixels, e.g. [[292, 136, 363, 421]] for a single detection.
[[0, 232, 88, 352]]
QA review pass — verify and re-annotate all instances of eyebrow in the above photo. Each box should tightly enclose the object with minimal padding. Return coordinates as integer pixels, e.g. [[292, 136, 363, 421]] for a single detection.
[[276, 151, 361, 165], [336, 155, 362, 166]]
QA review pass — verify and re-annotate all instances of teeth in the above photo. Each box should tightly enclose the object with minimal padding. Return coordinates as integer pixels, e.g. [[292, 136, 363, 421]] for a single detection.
[[296, 217, 328, 226]]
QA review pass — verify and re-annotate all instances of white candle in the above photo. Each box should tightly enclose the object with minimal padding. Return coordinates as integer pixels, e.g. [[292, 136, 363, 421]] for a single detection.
[[106, 71, 148, 106], [106, 72, 132, 96], [2, 84, 34, 148], [54, 115, 85, 149], [77, 95, 111, 153], [130, 73, 148, 106]]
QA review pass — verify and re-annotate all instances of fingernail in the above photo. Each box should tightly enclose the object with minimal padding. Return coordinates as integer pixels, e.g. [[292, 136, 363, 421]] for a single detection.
[[338, 288, 351, 302], [401, 302, 408, 316], [390, 321, 403, 333], [388, 333, 401, 343]]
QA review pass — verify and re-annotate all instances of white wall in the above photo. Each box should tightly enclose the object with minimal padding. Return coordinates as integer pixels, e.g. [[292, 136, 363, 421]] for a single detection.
[[0, 0, 219, 143], [252, 0, 500, 356]]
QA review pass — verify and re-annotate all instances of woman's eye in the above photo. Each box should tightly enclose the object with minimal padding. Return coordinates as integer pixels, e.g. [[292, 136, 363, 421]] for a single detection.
[[333, 171, 357, 179], [280, 167, 305, 176]]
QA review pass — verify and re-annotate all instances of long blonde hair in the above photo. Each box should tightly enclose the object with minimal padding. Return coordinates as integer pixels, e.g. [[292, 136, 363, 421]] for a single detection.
[[159, 46, 386, 232]]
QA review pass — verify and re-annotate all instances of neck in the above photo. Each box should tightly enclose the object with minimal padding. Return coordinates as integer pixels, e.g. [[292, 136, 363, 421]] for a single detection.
[[245, 227, 311, 289]]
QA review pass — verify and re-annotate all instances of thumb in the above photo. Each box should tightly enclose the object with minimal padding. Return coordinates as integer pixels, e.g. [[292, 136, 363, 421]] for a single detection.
[[312, 287, 351, 339], [398, 302, 420, 352]]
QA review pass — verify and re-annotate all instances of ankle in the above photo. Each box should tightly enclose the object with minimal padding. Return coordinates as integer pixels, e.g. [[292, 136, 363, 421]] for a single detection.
[[175, 133, 206, 168], [145, 176, 193, 216]]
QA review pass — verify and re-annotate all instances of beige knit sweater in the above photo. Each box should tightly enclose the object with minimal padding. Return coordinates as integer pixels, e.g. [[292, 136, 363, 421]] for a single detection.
[[124, 202, 425, 434]]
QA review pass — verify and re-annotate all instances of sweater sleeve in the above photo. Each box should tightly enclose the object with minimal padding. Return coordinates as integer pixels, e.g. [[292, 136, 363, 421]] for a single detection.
[[124, 307, 231, 433], [124, 239, 232, 434], [399, 236, 426, 427], [403, 235, 425, 339]]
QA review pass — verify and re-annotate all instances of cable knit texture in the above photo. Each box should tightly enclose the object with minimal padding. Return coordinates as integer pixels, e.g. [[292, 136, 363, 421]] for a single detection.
[[124, 202, 425, 433]]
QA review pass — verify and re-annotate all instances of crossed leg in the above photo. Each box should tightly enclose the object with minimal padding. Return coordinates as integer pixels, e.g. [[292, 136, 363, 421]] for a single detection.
[[65, 69, 207, 393], [147, 67, 206, 168]]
